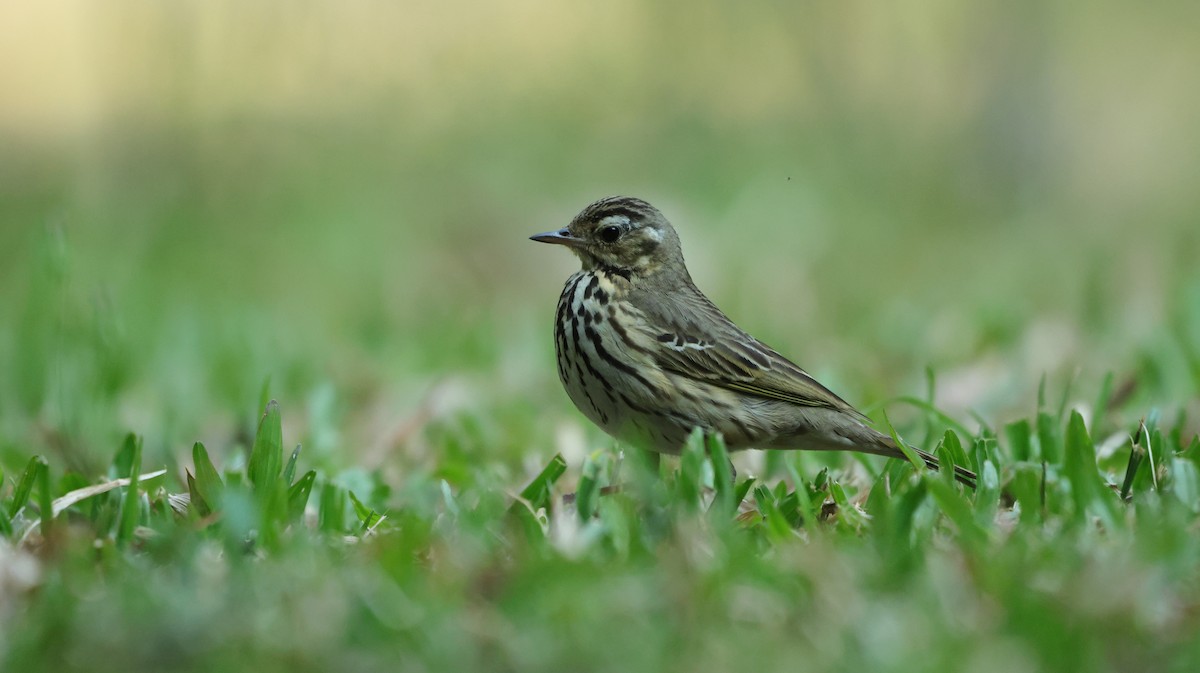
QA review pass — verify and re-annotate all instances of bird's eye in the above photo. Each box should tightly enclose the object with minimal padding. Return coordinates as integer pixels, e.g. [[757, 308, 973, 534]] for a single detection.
[[598, 225, 622, 243]]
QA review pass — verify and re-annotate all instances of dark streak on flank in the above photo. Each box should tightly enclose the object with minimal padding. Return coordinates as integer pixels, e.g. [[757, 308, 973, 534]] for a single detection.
[[728, 415, 753, 443], [607, 305, 652, 355], [554, 274, 584, 384], [586, 324, 660, 394], [568, 278, 610, 421], [571, 316, 618, 406]]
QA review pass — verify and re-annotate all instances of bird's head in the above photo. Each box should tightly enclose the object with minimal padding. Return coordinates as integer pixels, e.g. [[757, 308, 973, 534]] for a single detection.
[[530, 196, 685, 279]]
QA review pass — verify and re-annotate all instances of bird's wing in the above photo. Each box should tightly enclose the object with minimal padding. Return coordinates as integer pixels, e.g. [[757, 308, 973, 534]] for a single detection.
[[633, 285, 864, 417]]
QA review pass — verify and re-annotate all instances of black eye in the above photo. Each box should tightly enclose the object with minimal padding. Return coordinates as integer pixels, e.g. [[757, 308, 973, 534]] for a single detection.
[[598, 225, 622, 243]]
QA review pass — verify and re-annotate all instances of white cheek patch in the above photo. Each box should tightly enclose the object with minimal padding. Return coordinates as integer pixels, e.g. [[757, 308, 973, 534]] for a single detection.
[[644, 227, 663, 242]]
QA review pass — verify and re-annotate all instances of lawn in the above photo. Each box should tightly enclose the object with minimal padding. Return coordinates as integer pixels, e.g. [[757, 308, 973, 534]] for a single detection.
[[2, 2, 1199, 672]]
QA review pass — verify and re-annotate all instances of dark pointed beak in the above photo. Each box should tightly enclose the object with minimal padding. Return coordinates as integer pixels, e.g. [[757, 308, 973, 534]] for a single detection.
[[529, 228, 585, 248]]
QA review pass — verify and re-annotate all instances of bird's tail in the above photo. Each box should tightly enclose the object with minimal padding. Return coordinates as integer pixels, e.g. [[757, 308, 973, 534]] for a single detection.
[[859, 436, 978, 489], [911, 446, 978, 489]]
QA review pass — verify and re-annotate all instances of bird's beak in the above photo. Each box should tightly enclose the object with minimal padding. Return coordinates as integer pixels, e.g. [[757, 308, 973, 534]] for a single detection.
[[529, 228, 586, 248]]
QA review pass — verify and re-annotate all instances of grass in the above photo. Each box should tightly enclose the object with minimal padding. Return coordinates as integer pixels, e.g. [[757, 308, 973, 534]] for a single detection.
[[4, 2, 1200, 671], [3, 395, 1200, 673]]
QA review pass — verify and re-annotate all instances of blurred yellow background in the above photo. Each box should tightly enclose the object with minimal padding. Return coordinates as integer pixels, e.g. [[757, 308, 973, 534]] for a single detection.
[[2, 1, 1198, 467]]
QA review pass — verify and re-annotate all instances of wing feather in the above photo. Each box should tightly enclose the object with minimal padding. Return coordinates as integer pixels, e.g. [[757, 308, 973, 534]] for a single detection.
[[631, 282, 866, 419]]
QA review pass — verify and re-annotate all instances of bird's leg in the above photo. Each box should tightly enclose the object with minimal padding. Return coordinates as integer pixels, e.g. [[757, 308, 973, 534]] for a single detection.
[[561, 447, 643, 506], [561, 484, 623, 506]]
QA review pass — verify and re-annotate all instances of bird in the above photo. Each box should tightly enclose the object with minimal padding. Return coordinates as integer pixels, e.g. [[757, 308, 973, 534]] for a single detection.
[[530, 196, 976, 489]]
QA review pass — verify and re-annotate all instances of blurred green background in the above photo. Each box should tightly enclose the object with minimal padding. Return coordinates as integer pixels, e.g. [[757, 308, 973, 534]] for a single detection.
[[2, 0, 1198, 476]]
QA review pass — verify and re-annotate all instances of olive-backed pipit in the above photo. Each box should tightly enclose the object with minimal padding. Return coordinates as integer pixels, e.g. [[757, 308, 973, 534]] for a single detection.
[[531, 196, 976, 488]]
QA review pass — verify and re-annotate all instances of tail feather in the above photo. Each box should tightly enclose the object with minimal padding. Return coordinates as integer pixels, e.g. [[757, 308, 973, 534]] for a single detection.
[[852, 435, 978, 489], [912, 447, 978, 490]]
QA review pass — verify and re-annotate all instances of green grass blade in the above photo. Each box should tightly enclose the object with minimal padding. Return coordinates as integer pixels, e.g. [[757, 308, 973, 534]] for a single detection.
[[1063, 411, 1094, 523], [287, 470, 317, 521], [707, 432, 735, 518], [258, 376, 272, 418], [348, 490, 382, 533], [1037, 411, 1060, 464], [1005, 419, 1033, 462], [945, 429, 970, 467], [248, 400, 283, 491], [829, 479, 848, 506], [1182, 434, 1200, 464], [515, 452, 567, 512], [881, 409, 925, 471], [191, 442, 224, 513], [926, 476, 987, 550], [732, 477, 757, 510], [876, 477, 928, 555], [35, 457, 53, 536], [677, 429, 707, 511], [508, 500, 546, 542], [110, 434, 137, 480], [936, 440, 958, 488], [507, 453, 567, 539], [1120, 443, 1144, 501], [752, 485, 792, 540], [1063, 410, 1119, 528], [1169, 458, 1200, 512], [777, 488, 803, 528], [318, 482, 345, 533], [973, 460, 1001, 529], [186, 470, 209, 516], [575, 455, 601, 521], [116, 434, 143, 548], [283, 444, 301, 486], [252, 470, 290, 550], [9, 455, 47, 518], [781, 458, 820, 526]]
